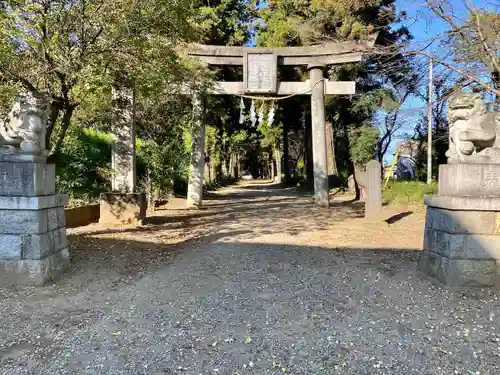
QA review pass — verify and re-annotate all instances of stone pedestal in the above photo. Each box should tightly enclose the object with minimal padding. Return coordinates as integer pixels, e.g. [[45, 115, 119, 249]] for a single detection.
[[99, 193, 147, 226], [419, 164, 500, 287], [0, 161, 70, 286]]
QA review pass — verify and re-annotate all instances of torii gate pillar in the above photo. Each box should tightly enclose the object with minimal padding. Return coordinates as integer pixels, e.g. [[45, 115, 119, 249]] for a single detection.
[[187, 94, 206, 208], [309, 66, 329, 207]]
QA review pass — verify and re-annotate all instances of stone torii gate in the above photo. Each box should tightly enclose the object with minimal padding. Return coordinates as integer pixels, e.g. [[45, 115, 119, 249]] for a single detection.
[[185, 37, 377, 208]]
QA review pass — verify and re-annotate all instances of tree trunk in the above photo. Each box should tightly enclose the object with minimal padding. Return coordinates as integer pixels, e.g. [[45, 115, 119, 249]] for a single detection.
[[283, 122, 290, 183], [270, 153, 275, 181], [493, 69, 500, 111], [326, 121, 338, 176], [237, 153, 242, 178], [225, 157, 230, 179], [50, 105, 75, 156], [353, 164, 368, 201], [274, 147, 282, 184], [46, 100, 62, 148], [305, 114, 313, 182]]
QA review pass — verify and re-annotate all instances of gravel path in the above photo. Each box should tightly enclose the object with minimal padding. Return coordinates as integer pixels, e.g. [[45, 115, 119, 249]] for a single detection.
[[2, 182, 500, 375]]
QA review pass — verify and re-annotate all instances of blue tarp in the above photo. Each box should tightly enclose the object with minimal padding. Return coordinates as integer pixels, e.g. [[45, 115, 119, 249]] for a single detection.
[[396, 156, 415, 179]]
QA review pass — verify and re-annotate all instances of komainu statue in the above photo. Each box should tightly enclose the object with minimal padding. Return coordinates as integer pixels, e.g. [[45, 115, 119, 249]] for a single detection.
[[0, 91, 50, 156], [446, 92, 500, 164]]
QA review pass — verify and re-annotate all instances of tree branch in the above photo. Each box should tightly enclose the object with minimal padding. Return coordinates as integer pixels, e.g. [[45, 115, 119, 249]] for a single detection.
[[467, 0, 500, 75]]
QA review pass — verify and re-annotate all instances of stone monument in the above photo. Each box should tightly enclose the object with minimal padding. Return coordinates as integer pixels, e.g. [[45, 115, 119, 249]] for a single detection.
[[365, 160, 382, 220], [99, 87, 147, 225], [419, 92, 500, 287], [0, 91, 70, 285]]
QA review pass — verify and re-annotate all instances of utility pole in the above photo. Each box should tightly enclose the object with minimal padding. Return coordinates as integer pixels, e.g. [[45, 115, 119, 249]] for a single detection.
[[427, 57, 433, 185]]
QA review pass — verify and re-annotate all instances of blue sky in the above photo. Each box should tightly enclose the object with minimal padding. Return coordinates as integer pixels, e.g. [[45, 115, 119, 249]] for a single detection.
[[382, 0, 497, 164], [249, 0, 498, 164]]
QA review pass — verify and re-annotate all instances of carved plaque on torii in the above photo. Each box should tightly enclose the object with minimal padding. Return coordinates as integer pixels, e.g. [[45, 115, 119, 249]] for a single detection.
[[243, 52, 278, 94]]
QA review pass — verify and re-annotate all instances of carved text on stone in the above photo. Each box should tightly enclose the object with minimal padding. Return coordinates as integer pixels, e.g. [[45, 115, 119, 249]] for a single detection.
[[245, 53, 277, 93], [484, 171, 500, 188]]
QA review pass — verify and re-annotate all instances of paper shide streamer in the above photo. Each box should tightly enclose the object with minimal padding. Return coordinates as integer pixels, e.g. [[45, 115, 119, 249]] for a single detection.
[[242, 98, 277, 128]]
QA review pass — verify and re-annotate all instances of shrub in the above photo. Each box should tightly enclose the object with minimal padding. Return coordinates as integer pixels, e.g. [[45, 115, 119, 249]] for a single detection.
[[54, 127, 113, 201], [349, 125, 380, 166], [383, 180, 438, 205], [136, 138, 189, 199]]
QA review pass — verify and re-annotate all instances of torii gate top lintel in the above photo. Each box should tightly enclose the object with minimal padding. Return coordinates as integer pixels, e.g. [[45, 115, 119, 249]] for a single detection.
[[186, 34, 377, 96], [187, 34, 378, 66]]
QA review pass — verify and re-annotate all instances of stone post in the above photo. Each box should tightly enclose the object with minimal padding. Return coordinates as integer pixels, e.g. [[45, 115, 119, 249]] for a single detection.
[[365, 160, 382, 220], [187, 94, 206, 208], [100, 87, 146, 225], [309, 66, 329, 207], [0, 91, 69, 286], [111, 88, 136, 193]]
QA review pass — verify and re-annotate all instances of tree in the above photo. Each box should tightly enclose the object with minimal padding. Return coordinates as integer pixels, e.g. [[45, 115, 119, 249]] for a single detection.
[[0, 0, 198, 154], [257, 0, 414, 187], [349, 124, 380, 166], [376, 1, 500, 103]]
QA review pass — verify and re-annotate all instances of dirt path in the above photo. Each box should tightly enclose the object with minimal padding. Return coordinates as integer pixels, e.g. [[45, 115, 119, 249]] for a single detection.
[[1, 182, 500, 375]]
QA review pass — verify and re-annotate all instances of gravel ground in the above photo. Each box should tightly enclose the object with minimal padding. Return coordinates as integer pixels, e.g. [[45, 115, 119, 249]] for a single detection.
[[2, 182, 500, 375]]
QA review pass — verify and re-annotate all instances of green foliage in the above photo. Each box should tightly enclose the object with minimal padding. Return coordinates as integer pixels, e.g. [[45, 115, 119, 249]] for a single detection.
[[348, 125, 379, 166], [54, 127, 113, 201], [0, 0, 202, 153], [383, 180, 438, 205], [257, 0, 413, 180], [136, 138, 190, 198], [194, 0, 254, 45], [352, 89, 399, 117]]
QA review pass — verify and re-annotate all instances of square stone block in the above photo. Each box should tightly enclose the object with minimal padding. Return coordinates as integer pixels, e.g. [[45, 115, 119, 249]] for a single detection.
[[0, 235, 24, 259], [47, 207, 59, 231], [100, 192, 147, 225], [0, 209, 49, 234], [418, 251, 441, 277], [0, 162, 55, 196], [0, 195, 65, 210], [424, 229, 466, 259], [419, 251, 499, 287], [23, 231, 56, 260], [0, 248, 70, 286], [426, 206, 500, 235], [466, 235, 500, 260], [56, 207, 66, 227], [0, 229, 69, 261], [53, 227, 68, 251], [439, 163, 500, 197], [440, 257, 498, 287]]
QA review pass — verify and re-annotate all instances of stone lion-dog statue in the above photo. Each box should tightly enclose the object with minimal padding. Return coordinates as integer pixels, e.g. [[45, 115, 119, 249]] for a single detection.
[[0, 91, 50, 156], [446, 92, 500, 164]]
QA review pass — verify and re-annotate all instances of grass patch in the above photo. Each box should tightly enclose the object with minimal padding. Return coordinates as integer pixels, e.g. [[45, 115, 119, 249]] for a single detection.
[[383, 180, 438, 205]]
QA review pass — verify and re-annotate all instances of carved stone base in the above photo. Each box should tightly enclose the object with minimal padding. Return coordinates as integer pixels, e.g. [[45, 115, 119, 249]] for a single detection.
[[0, 161, 55, 196], [419, 195, 500, 287], [0, 190, 70, 286], [447, 154, 499, 165], [99, 192, 147, 225], [438, 163, 500, 197], [0, 154, 47, 163], [0, 248, 71, 286]]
